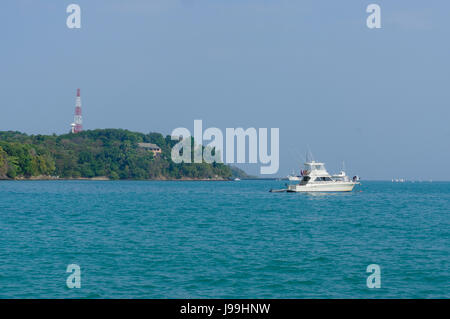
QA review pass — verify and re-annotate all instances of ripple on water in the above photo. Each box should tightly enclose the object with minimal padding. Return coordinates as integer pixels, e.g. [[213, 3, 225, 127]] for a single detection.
[[0, 180, 449, 298]]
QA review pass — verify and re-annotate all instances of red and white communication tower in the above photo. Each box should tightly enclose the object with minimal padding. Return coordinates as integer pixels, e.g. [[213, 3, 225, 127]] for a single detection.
[[70, 88, 83, 133]]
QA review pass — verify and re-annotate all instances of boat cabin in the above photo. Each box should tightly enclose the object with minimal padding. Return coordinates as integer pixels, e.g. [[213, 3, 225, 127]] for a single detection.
[[299, 161, 333, 184], [304, 161, 329, 176]]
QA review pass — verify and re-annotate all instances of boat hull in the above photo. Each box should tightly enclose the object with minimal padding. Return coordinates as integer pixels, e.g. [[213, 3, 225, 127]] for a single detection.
[[287, 182, 357, 192]]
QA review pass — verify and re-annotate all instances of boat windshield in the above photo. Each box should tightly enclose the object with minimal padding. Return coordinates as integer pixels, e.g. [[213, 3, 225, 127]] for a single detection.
[[314, 177, 332, 182]]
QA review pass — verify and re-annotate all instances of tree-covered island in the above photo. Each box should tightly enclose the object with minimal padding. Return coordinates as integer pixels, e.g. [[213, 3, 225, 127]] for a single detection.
[[0, 129, 250, 180]]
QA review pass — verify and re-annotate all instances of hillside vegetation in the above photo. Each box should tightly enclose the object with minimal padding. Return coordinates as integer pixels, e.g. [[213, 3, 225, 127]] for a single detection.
[[0, 129, 232, 180]]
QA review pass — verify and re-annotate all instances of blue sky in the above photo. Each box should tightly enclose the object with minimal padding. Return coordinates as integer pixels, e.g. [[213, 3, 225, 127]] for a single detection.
[[1, 0, 449, 179]]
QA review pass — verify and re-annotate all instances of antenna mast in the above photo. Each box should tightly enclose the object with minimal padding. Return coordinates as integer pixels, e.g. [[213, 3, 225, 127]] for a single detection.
[[71, 88, 83, 133]]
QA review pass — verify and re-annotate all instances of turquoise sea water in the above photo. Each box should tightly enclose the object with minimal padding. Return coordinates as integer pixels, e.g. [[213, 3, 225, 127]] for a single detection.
[[0, 180, 448, 298]]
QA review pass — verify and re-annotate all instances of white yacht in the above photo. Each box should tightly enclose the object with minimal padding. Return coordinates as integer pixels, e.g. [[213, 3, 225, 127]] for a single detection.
[[332, 170, 350, 182], [287, 161, 359, 192], [287, 171, 302, 181]]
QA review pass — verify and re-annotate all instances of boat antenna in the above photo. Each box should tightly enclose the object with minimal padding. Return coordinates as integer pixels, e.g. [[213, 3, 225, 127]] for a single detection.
[[306, 145, 313, 162], [290, 148, 306, 166]]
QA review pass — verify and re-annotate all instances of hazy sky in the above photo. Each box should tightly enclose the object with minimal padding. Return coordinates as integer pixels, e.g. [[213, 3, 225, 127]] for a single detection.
[[1, 0, 449, 179]]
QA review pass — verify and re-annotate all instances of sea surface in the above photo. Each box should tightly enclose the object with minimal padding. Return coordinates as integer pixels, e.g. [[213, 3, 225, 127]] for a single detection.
[[0, 180, 448, 298]]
